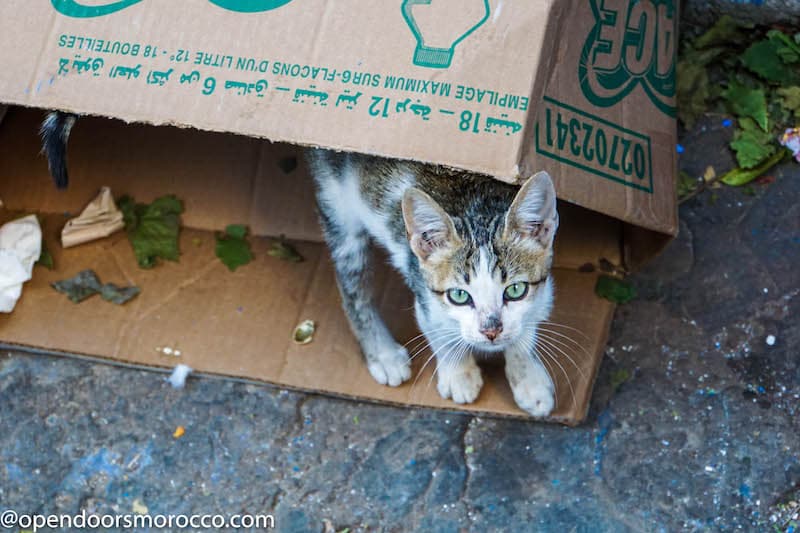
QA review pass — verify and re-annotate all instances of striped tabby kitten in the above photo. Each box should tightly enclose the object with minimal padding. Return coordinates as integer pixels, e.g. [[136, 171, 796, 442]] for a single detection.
[[308, 150, 559, 416]]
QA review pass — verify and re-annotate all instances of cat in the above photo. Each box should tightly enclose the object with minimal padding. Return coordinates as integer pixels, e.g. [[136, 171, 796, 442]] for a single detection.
[[307, 149, 559, 416], [40, 113, 561, 416]]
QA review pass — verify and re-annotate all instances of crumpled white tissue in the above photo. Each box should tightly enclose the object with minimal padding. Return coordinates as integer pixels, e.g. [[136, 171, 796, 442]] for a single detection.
[[0, 215, 42, 313], [167, 364, 193, 389]]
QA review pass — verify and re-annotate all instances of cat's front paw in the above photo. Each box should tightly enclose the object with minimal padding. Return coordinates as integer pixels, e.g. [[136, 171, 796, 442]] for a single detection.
[[437, 359, 483, 404], [366, 344, 411, 387], [511, 376, 555, 417]]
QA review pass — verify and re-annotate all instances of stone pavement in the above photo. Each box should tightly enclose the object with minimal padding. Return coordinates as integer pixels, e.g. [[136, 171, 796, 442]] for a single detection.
[[1, 117, 799, 532]]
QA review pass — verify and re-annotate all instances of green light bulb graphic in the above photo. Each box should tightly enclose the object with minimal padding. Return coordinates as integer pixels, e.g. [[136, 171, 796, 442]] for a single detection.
[[402, 0, 491, 69]]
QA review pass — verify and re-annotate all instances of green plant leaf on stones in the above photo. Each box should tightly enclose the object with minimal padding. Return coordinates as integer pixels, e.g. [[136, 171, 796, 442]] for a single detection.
[[731, 118, 776, 169], [216, 224, 253, 272], [677, 171, 698, 199], [52, 269, 140, 304], [678, 19, 800, 184], [724, 83, 769, 131], [118, 195, 183, 269], [777, 86, 800, 118], [742, 37, 800, 84], [677, 60, 712, 129], [720, 149, 788, 186], [676, 16, 748, 129], [694, 15, 749, 50], [595, 275, 636, 304], [610, 368, 631, 391]]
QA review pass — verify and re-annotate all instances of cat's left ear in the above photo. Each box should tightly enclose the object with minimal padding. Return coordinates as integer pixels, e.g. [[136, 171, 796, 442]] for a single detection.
[[402, 188, 461, 262], [503, 171, 558, 248]]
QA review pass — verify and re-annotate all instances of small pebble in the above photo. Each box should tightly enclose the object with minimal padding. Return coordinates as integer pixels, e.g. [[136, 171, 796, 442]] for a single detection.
[[766, 335, 776, 346]]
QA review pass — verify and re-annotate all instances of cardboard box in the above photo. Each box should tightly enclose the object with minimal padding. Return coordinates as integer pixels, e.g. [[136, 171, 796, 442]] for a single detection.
[[0, 0, 678, 424]]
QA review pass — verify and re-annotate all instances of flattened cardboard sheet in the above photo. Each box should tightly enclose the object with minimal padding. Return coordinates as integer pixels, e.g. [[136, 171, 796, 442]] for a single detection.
[[0, 107, 616, 423], [2, 217, 613, 422]]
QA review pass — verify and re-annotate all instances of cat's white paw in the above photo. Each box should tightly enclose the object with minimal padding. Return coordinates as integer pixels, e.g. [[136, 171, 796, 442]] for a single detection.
[[367, 344, 411, 387], [437, 360, 483, 404], [511, 376, 555, 417]]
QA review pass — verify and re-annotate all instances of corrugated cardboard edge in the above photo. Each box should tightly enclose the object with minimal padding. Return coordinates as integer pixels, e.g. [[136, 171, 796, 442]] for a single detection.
[[0, 342, 594, 425]]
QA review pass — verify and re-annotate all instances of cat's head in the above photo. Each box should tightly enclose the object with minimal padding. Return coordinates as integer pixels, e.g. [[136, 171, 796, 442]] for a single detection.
[[402, 172, 558, 352]]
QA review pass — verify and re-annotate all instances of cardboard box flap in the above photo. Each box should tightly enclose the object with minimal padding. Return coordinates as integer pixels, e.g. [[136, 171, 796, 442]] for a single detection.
[[0, 0, 567, 180], [522, 0, 679, 239], [0, 0, 677, 256], [0, 107, 616, 423]]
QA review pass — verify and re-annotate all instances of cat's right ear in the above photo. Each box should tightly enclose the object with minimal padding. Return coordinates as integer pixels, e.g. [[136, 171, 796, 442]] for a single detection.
[[402, 188, 460, 262]]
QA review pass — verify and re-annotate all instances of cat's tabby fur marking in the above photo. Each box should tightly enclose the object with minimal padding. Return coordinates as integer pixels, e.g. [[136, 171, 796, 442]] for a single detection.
[[308, 149, 559, 416]]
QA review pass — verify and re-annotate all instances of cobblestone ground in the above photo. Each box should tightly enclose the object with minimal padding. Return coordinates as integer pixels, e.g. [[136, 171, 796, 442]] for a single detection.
[[1, 116, 798, 532]]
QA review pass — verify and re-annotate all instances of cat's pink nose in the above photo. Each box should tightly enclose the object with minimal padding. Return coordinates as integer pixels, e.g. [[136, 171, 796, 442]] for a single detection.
[[481, 325, 503, 341]]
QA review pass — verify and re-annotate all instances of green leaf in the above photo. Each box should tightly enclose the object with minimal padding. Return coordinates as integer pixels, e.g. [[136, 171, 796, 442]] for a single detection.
[[216, 224, 253, 271], [730, 118, 776, 168], [677, 60, 711, 128], [677, 171, 698, 199], [767, 29, 800, 63], [36, 238, 54, 270], [267, 240, 304, 263], [723, 82, 768, 131], [777, 86, 800, 118], [119, 195, 183, 269], [51, 269, 139, 304], [720, 149, 788, 186], [224, 223, 248, 240], [693, 15, 747, 49], [610, 369, 631, 391], [741, 38, 798, 84], [595, 275, 636, 304]]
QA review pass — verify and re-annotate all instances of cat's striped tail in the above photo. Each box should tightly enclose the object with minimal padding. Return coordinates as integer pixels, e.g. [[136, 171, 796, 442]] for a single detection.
[[40, 111, 77, 189]]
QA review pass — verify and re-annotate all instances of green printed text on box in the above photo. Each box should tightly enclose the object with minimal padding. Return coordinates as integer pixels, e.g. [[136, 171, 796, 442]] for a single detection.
[[535, 96, 654, 194]]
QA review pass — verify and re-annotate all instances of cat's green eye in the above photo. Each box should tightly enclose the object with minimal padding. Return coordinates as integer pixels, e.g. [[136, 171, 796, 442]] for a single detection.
[[504, 282, 529, 301], [446, 288, 472, 306]]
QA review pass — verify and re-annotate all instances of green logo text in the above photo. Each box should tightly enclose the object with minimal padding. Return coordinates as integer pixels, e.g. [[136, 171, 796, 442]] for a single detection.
[[51, 0, 294, 18], [579, 0, 676, 116]]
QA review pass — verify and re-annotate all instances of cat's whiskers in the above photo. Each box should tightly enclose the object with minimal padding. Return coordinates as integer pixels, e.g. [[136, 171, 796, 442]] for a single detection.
[[536, 326, 593, 358], [403, 331, 431, 349], [538, 321, 592, 342], [426, 340, 469, 397], [534, 333, 588, 381], [408, 331, 461, 363], [520, 336, 558, 410], [409, 335, 464, 400], [404, 327, 459, 352], [532, 336, 577, 410]]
